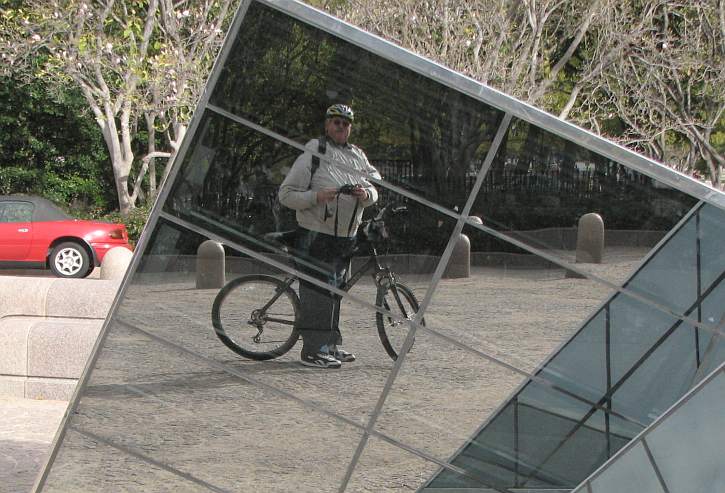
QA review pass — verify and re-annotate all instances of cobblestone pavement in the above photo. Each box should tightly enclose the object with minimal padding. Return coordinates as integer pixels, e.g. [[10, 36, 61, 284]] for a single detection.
[[3, 253, 643, 492], [0, 398, 67, 493]]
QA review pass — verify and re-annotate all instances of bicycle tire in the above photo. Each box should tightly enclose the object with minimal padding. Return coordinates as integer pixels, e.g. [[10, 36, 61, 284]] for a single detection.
[[376, 282, 422, 361], [212, 274, 300, 360]]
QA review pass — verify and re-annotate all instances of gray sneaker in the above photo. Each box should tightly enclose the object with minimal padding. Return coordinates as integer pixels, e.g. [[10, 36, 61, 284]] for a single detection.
[[301, 351, 342, 368], [331, 348, 356, 362]]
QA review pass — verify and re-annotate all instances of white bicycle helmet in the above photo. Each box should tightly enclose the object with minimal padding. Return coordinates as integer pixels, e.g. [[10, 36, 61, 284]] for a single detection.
[[325, 104, 354, 122]]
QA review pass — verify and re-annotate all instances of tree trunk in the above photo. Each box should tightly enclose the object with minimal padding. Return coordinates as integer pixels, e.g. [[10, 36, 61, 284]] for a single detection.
[[100, 118, 134, 217], [147, 113, 157, 199]]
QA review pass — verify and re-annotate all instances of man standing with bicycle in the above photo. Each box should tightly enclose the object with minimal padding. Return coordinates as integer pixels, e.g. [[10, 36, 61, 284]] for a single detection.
[[278, 104, 381, 368]]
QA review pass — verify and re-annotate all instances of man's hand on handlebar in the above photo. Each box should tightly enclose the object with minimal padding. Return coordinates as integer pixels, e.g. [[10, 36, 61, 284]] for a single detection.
[[374, 203, 407, 221]]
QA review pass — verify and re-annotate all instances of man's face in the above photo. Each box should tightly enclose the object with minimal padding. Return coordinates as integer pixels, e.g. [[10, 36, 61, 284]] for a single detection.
[[325, 117, 352, 145]]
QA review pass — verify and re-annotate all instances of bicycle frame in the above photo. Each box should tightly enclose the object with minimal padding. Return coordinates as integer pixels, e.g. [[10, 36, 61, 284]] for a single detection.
[[212, 205, 419, 361], [274, 235, 397, 296]]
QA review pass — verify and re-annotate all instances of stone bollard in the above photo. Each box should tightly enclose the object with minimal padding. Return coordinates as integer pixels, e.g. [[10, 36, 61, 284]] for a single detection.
[[196, 240, 225, 289], [575, 213, 604, 263], [100, 246, 133, 280], [566, 213, 604, 278], [443, 234, 471, 279], [468, 215, 483, 226]]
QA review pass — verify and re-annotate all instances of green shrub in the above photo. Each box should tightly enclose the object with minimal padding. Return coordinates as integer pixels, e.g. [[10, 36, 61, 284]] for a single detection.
[[101, 205, 152, 245]]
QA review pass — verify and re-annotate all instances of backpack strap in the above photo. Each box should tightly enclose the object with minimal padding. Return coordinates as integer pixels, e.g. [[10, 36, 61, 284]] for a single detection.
[[309, 135, 326, 188], [311, 136, 334, 221]]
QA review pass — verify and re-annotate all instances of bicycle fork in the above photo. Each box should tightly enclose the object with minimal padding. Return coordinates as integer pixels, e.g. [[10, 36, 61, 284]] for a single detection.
[[374, 269, 411, 324]]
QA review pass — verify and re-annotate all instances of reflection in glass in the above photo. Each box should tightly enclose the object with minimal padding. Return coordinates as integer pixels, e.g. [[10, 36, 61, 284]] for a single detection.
[[345, 436, 469, 492], [429, 224, 614, 388], [114, 218, 405, 429], [164, 110, 299, 244], [470, 117, 698, 288], [42, 428, 206, 492], [36, 0, 725, 490], [163, 109, 460, 282], [374, 327, 523, 485], [211, 1, 505, 214], [427, 202, 724, 490], [51, 319, 368, 492]]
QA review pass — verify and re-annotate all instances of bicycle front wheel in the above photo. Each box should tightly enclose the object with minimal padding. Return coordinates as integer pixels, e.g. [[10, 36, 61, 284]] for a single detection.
[[212, 275, 300, 360], [376, 282, 422, 361]]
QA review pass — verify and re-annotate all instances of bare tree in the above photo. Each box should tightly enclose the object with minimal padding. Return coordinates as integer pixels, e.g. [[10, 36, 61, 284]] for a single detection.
[[0, 0, 237, 215], [320, 0, 723, 186], [576, 0, 724, 187], [137, 0, 235, 201], [326, 0, 621, 106], [316, 0, 632, 182]]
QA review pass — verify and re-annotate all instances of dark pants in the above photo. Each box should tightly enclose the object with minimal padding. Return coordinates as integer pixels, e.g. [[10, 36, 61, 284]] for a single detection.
[[294, 228, 355, 356]]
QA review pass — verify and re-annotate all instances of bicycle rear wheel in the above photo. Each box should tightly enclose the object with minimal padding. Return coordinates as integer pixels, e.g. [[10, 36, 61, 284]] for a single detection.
[[376, 282, 422, 361], [212, 275, 300, 360]]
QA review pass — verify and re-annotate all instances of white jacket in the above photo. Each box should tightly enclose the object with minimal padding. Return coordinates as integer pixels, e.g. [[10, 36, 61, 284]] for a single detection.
[[278, 138, 380, 237]]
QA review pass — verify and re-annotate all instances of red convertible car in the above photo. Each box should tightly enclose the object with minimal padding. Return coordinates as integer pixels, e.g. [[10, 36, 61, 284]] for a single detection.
[[0, 195, 132, 278]]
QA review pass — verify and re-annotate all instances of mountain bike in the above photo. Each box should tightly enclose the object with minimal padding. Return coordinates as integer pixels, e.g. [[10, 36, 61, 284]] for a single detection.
[[211, 203, 422, 361]]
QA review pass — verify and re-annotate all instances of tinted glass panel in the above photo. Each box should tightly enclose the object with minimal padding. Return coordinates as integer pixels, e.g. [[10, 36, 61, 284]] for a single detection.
[[210, 1, 505, 215], [430, 224, 615, 401], [611, 318, 698, 423], [589, 442, 664, 493], [429, 202, 722, 490], [576, 366, 725, 493], [608, 295, 683, 391], [471, 118, 698, 293], [646, 369, 725, 493], [624, 214, 698, 315], [698, 204, 725, 300], [428, 377, 642, 489], [540, 310, 609, 404], [695, 282, 725, 382]]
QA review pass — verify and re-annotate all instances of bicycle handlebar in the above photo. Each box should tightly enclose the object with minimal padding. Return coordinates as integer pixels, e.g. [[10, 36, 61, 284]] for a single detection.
[[373, 203, 407, 222]]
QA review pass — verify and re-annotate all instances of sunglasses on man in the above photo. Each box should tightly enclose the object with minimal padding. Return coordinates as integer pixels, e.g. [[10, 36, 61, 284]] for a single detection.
[[330, 118, 351, 127]]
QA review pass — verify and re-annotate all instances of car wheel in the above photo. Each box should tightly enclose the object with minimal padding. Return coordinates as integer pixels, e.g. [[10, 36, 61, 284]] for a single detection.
[[49, 242, 91, 278]]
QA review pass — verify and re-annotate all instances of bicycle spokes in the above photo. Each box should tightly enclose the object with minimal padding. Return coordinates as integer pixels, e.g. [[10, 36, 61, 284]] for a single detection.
[[212, 275, 300, 360], [376, 283, 421, 361]]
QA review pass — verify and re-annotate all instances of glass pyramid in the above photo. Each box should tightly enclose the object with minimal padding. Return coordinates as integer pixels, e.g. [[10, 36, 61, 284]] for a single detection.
[[570, 362, 725, 493], [34, 1, 725, 491]]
